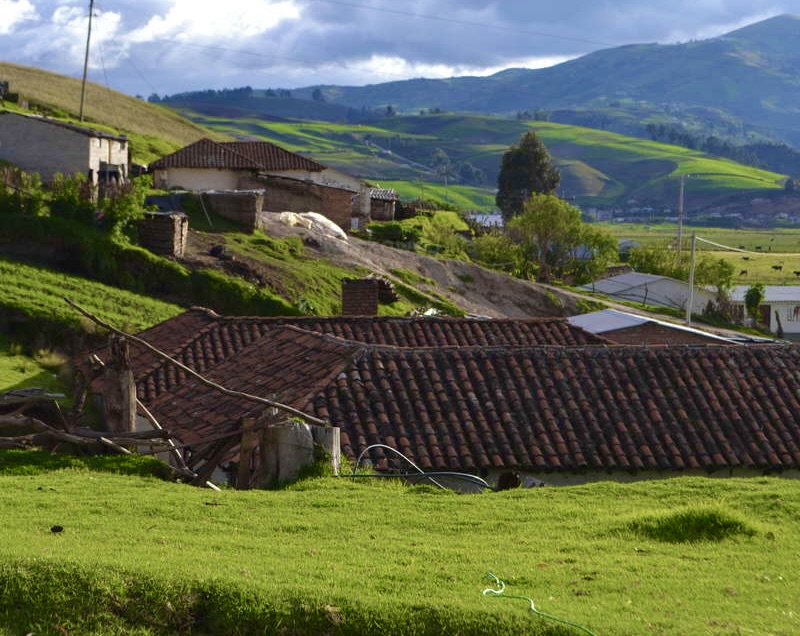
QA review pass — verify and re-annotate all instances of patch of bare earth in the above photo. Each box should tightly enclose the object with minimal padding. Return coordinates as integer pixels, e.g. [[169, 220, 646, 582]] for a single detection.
[[180, 213, 580, 318]]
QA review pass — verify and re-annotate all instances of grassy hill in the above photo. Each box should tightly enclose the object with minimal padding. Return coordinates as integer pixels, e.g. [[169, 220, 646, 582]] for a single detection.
[[181, 109, 785, 211], [0, 61, 227, 163], [1, 460, 798, 635]]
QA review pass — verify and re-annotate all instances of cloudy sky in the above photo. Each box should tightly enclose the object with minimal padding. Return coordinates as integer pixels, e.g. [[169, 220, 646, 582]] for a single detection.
[[0, 0, 795, 97]]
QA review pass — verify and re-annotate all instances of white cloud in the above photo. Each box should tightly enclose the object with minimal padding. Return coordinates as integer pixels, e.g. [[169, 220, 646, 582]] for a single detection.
[[0, 0, 37, 34], [126, 0, 300, 43]]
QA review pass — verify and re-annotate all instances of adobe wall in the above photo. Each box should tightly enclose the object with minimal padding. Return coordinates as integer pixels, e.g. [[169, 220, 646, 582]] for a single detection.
[[204, 191, 264, 232], [138, 212, 189, 257]]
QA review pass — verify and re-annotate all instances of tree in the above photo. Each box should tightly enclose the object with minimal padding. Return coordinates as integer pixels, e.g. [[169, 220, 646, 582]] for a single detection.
[[506, 193, 615, 283], [312, 88, 325, 102], [744, 283, 765, 325], [496, 131, 560, 221]]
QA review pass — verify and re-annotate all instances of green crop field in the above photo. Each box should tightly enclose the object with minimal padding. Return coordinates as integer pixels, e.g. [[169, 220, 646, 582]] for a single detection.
[[0, 257, 183, 333], [0, 458, 798, 636]]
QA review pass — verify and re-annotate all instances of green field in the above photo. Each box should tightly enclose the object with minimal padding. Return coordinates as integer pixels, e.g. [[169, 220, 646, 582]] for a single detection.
[[598, 223, 800, 284], [0, 458, 798, 636]]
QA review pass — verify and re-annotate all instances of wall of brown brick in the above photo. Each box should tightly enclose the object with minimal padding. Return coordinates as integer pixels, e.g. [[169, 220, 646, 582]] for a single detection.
[[341, 279, 379, 316], [138, 212, 189, 257], [242, 175, 354, 230]]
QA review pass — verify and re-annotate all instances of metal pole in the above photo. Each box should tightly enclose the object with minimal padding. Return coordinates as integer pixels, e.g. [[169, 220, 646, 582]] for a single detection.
[[676, 174, 685, 253], [686, 233, 697, 325], [79, 0, 95, 122]]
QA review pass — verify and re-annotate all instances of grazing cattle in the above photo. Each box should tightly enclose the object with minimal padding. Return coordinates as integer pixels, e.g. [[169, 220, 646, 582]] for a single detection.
[[794, 270, 800, 277], [772, 265, 783, 271], [738, 245, 746, 249], [739, 270, 748, 276], [756, 246, 763, 250], [742, 256, 750, 261]]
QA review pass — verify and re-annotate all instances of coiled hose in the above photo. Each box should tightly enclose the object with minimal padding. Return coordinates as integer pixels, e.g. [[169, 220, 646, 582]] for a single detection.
[[482, 572, 598, 636]]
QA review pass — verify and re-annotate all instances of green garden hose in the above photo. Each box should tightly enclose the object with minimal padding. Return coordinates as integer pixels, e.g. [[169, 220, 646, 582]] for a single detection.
[[482, 572, 598, 636]]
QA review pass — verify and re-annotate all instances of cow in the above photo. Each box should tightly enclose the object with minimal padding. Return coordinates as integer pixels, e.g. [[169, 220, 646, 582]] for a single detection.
[[772, 264, 783, 271], [739, 270, 748, 276]]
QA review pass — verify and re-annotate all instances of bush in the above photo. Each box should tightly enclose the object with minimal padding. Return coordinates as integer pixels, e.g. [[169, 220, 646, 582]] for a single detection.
[[367, 221, 421, 244]]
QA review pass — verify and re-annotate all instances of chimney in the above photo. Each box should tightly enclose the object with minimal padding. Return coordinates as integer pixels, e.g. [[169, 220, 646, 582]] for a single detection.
[[341, 278, 379, 316]]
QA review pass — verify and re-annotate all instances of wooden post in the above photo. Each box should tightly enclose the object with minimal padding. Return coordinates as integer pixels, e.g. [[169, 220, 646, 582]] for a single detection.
[[101, 335, 136, 434], [237, 417, 257, 490], [311, 426, 341, 476]]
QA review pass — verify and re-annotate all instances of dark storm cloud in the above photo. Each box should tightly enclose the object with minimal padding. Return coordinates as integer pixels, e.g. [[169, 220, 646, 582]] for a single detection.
[[0, 1, 796, 94]]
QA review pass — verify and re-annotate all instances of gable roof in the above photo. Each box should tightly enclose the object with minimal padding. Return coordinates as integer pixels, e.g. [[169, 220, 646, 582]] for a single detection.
[[149, 138, 325, 172], [568, 309, 736, 344], [0, 111, 127, 142], [131, 324, 800, 475]]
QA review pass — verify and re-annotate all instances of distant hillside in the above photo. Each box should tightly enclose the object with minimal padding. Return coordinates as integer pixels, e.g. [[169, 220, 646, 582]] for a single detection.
[[181, 109, 785, 212], [288, 14, 800, 148], [0, 61, 226, 163]]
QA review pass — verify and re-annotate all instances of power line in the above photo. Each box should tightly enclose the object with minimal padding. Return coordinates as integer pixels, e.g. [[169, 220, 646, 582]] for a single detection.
[[307, 0, 615, 47]]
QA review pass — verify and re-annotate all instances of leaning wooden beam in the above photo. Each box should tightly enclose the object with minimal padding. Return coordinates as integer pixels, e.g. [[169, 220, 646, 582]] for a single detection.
[[67, 298, 328, 427]]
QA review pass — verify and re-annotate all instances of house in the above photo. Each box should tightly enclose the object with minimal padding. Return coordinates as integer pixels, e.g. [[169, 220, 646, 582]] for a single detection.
[[729, 285, 800, 336], [149, 138, 374, 230], [568, 309, 738, 345], [580, 272, 716, 314], [0, 111, 129, 184], [82, 309, 800, 486], [369, 187, 398, 221]]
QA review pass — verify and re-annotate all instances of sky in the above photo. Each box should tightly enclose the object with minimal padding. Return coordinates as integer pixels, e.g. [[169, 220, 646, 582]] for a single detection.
[[0, 0, 796, 97]]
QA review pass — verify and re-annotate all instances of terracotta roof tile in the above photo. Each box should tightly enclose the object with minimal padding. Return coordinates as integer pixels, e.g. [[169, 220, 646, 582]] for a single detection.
[[150, 139, 325, 172], [84, 310, 800, 477]]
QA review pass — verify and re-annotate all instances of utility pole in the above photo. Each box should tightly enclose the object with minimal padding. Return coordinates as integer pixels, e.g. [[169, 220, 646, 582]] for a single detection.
[[686, 233, 697, 325], [79, 0, 95, 122], [676, 173, 686, 253]]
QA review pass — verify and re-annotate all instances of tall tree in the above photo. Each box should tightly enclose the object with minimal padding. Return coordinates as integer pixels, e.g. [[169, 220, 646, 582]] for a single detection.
[[507, 193, 615, 283], [496, 131, 560, 221]]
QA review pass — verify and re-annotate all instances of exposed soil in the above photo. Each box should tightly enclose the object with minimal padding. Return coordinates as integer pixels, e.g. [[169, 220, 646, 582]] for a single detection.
[[181, 213, 582, 318]]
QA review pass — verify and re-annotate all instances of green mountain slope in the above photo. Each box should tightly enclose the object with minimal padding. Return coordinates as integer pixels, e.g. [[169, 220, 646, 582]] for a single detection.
[[185, 110, 785, 210], [288, 14, 800, 147], [0, 61, 226, 163]]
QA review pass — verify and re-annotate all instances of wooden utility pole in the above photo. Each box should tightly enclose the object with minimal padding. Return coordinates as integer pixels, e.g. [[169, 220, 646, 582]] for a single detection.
[[79, 0, 95, 122], [676, 174, 686, 253]]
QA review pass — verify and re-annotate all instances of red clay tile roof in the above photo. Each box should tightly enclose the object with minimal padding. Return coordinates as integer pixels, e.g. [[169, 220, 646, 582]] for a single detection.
[[121, 317, 800, 476], [149, 138, 325, 172]]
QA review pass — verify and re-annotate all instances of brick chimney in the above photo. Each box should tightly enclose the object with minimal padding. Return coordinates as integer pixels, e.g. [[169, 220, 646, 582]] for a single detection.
[[341, 278, 379, 316]]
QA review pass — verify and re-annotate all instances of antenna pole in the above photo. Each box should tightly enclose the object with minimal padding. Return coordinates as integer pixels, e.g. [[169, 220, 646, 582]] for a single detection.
[[79, 0, 95, 122]]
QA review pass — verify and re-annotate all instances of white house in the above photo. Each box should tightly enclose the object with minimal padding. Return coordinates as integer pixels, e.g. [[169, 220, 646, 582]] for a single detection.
[[729, 286, 800, 336], [0, 111, 128, 184], [580, 272, 716, 314]]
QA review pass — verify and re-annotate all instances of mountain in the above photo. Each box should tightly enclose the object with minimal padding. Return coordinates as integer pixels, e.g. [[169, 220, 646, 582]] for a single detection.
[[290, 14, 800, 147]]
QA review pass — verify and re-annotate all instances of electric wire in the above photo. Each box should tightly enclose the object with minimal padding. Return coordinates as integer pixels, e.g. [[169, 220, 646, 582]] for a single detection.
[[482, 572, 598, 636]]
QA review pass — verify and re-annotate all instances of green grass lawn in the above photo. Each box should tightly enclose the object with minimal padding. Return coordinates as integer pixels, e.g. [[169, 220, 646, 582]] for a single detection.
[[0, 457, 797, 636]]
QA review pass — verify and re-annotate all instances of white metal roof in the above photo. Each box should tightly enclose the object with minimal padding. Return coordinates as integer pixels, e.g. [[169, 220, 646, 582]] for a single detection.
[[729, 285, 800, 302], [580, 272, 675, 294], [567, 309, 734, 342]]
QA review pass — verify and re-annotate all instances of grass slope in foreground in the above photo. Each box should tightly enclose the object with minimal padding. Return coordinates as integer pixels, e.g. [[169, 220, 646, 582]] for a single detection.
[[0, 460, 797, 636], [0, 256, 183, 335]]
